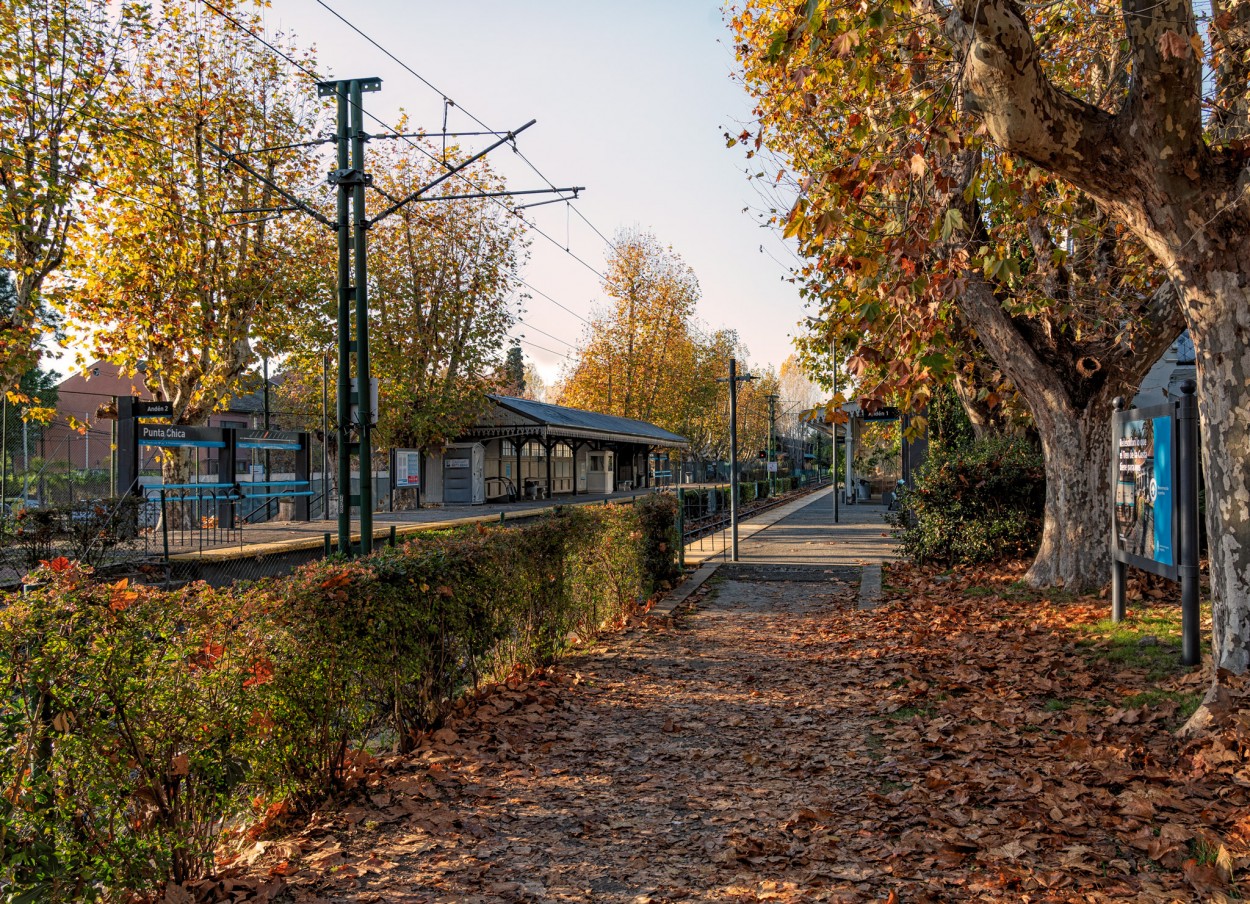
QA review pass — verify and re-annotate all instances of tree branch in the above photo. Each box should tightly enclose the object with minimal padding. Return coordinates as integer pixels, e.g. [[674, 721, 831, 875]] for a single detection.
[[945, 0, 1127, 196]]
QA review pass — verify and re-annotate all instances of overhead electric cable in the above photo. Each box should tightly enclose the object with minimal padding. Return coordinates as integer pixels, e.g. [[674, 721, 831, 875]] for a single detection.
[[310, 0, 619, 252], [201, 0, 604, 325]]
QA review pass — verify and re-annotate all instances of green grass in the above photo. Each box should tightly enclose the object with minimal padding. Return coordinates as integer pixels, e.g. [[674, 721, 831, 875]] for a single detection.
[[1003, 580, 1040, 601], [1074, 605, 1203, 681], [1046, 587, 1078, 604], [886, 704, 935, 721], [1123, 689, 1203, 723], [963, 585, 995, 598], [1190, 837, 1220, 867], [1043, 698, 1073, 712], [864, 732, 886, 761]]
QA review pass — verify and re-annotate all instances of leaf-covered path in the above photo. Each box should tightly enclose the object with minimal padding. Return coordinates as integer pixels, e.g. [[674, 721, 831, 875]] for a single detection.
[[251, 561, 1248, 904]]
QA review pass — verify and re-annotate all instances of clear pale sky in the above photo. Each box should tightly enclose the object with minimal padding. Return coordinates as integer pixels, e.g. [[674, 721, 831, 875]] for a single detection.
[[262, 0, 808, 383]]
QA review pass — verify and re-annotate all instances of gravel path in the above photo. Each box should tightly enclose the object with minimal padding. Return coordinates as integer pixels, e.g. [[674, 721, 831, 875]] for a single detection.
[[266, 566, 886, 903]]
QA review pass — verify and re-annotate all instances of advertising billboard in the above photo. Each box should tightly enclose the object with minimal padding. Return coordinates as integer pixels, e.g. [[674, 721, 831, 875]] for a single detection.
[[394, 449, 422, 488], [1112, 405, 1176, 579]]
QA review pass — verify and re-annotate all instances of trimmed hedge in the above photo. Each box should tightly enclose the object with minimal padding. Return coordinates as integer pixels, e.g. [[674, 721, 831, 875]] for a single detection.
[[0, 495, 677, 900], [886, 434, 1045, 565]]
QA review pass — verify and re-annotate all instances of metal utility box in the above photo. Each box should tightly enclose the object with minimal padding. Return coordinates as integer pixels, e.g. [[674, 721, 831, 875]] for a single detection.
[[442, 442, 485, 505]]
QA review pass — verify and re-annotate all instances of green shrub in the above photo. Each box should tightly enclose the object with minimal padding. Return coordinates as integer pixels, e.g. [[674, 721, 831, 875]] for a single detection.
[[886, 434, 1045, 566], [0, 560, 263, 899], [0, 495, 677, 900], [6, 496, 143, 571]]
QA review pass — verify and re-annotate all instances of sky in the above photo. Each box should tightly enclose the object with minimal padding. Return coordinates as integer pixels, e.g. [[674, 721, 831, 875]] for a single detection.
[[261, 0, 809, 385]]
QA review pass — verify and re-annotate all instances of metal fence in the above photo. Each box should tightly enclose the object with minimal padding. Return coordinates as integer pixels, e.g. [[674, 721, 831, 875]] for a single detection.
[[673, 471, 830, 562]]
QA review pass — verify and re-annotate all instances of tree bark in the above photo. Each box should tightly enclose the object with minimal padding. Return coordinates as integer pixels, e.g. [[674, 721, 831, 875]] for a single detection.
[[158, 446, 196, 532], [957, 273, 1182, 590], [951, 361, 1006, 439], [1186, 266, 1250, 671], [1026, 396, 1114, 588]]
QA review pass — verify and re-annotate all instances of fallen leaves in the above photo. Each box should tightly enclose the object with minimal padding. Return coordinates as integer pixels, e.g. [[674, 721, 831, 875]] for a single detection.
[[220, 558, 1250, 903]]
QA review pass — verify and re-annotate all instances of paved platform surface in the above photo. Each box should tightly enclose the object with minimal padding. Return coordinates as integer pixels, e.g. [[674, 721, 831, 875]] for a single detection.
[[685, 489, 897, 567]]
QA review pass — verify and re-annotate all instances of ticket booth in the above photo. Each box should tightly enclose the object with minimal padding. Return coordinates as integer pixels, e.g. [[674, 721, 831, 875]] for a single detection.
[[587, 449, 615, 494]]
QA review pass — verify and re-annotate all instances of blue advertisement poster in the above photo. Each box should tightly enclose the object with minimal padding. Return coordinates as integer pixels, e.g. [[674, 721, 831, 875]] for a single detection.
[[1152, 415, 1173, 566], [1114, 413, 1174, 570]]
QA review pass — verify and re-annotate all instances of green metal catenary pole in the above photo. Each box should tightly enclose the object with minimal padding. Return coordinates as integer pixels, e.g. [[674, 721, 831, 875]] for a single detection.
[[351, 78, 374, 555], [767, 393, 776, 497], [334, 81, 352, 555]]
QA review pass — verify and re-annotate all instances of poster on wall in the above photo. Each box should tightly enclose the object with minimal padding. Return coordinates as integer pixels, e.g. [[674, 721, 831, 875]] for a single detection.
[[1113, 408, 1175, 577], [394, 449, 421, 488]]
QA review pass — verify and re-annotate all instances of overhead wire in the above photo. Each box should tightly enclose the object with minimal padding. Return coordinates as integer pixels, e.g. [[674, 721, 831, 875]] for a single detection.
[[515, 318, 578, 350], [3, 106, 570, 376], [509, 335, 571, 359], [201, 0, 607, 278], [201, 0, 603, 347], [309, 0, 620, 254]]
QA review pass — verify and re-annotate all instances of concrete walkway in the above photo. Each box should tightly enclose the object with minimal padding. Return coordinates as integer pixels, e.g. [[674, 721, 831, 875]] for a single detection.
[[684, 488, 897, 567], [674, 490, 897, 612]]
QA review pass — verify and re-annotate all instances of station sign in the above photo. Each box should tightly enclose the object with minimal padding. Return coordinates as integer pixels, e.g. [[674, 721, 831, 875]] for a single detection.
[[138, 423, 226, 448], [394, 449, 421, 487], [858, 406, 901, 421], [134, 400, 174, 418]]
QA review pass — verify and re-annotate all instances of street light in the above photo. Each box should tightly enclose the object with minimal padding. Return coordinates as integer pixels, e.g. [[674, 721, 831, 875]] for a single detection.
[[717, 357, 754, 562]]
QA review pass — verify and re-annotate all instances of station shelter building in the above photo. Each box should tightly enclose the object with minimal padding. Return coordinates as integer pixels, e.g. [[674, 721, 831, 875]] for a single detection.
[[422, 395, 689, 505]]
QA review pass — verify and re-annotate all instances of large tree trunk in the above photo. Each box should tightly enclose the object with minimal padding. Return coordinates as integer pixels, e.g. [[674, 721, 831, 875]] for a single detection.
[[1026, 399, 1113, 589], [1184, 264, 1250, 671], [158, 446, 196, 532], [957, 273, 1181, 590]]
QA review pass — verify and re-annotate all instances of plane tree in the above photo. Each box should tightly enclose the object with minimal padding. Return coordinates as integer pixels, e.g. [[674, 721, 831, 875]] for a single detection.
[[70, 0, 323, 491], [732, 0, 1186, 591]]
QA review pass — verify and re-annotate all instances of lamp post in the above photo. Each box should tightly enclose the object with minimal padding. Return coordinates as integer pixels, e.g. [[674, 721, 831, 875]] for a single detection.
[[718, 357, 754, 561], [832, 335, 839, 524]]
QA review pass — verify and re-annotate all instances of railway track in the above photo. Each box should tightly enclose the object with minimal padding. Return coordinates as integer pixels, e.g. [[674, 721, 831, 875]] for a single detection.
[[679, 480, 830, 544]]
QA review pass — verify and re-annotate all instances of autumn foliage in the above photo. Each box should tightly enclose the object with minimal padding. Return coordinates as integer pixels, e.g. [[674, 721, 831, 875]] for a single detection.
[[0, 495, 677, 900]]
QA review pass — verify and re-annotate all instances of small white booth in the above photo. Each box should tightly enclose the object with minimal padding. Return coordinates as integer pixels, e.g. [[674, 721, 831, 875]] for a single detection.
[[586, 449, 615, 494]]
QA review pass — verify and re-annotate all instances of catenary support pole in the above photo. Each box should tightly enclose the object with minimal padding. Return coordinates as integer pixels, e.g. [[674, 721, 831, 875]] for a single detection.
[[334, 81, 352, 555], [351, 78, 374, 554], [767, 394, 776, 497], [729, 357, 740, 562], [322, 350, 330, 520], [263, 356, 271, 519]]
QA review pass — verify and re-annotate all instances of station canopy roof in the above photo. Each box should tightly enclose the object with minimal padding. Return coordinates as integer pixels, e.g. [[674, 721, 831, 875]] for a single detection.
[[457, 395, 689, 448]]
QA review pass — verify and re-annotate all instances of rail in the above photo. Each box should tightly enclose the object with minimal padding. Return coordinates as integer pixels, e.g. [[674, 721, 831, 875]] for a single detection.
[[674, 474, 831, 554]]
